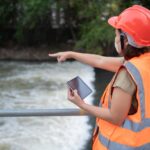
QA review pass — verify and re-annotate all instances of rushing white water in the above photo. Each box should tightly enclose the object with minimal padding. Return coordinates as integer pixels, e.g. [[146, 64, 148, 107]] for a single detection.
[[0, 61, 95, 150]]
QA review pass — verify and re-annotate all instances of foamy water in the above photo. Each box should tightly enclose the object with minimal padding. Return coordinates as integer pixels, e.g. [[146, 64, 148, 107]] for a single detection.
[[0, 61, 95, 150]]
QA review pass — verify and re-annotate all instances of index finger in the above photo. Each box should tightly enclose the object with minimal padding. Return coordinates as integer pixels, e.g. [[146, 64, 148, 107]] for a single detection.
[[48, 53, 60, 57]]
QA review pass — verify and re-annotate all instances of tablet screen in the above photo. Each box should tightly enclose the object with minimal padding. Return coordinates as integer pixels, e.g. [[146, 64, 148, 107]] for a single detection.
[[67, 76, 92, 99]]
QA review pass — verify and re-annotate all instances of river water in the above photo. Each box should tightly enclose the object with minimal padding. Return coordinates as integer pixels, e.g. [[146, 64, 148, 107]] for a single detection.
[[0, 61, 95, 150]]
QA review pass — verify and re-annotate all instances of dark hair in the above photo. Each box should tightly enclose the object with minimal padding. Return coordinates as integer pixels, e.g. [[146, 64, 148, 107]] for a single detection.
[[122, 45, 150, 60]]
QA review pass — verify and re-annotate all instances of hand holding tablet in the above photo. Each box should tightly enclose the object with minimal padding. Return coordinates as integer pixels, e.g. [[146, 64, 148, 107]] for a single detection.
[[67, 76, 93, 99]]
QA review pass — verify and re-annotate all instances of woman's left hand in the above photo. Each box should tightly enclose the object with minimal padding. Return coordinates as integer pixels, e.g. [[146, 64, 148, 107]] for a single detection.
[[67, 88, 84, 107]]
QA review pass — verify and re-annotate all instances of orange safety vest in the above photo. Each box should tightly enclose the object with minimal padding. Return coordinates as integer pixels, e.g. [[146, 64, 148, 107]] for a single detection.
[[92, 52, 150, 150]]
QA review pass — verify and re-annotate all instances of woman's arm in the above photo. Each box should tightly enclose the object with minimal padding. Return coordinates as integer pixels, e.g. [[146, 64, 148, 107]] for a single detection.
[[49, 51, 124, 72], [68, 87, 132, 126]]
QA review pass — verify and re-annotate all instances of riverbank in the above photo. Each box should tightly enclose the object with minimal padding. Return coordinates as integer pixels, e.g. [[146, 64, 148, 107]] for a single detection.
[[0, 44, 75, 61]]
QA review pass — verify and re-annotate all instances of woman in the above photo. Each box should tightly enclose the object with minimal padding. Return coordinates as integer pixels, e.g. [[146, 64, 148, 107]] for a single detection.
[[49, 5, 150, 150]]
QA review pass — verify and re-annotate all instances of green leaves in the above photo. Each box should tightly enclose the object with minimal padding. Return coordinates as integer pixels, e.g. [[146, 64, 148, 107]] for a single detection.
[[0, 0, 149, 53], [75, 0, 119, 53]]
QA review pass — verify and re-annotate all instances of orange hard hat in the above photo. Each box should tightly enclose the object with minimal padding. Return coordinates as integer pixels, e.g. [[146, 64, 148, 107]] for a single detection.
[[108, 5, 150, 47]]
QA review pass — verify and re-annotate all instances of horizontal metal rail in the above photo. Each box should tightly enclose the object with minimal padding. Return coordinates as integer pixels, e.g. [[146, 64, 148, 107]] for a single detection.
[[0, 108, 91, 117]]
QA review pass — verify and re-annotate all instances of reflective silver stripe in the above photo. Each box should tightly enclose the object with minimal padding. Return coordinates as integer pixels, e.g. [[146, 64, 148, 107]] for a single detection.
[[99, 133, 150, 150], [124, 62, 145, 119], [122, 118, 150, 132]]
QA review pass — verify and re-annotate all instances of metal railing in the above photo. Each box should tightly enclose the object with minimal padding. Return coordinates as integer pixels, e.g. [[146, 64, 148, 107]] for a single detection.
[[0, 108, 91, 117]]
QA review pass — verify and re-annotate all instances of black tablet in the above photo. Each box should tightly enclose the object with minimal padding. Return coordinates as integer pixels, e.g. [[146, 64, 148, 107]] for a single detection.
[[67, 76, 92, 99]]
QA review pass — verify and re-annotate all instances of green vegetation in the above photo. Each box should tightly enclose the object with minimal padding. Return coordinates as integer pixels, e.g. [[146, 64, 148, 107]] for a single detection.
[[0, 0, 150, 54]]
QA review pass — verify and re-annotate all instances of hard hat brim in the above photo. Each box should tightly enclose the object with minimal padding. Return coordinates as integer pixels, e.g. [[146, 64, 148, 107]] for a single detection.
[[108, 16, 118, 28]]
